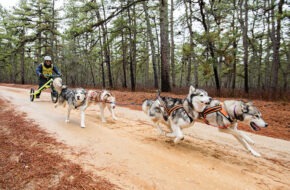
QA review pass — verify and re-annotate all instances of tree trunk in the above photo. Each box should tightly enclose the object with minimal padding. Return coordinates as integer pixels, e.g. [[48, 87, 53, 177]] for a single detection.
[[101, 1, 113, 88], [51, 0, 55, 60], [99, 29, 106, 88], [192, 0, 198, 88], [12, 53, 17, 83], [184, 0, 197, 87], [153, 16, 161, 87], [121, 32, 127, 88], [143, 2, 158, 88], [270, 0, 284, 97], [132, 5, 137, 86], [21, 29, 25, 84], [128, 6, 136, 91], [179, 58, 185, 87], [239, 0, 249, 94], [170, 0, 176, 88], [284, 43, 290, 90], [37, 1, 42, 63], [87, 57, 96, 87], [160, 0, 171, 92], [264, 0, 271, 90], [231, 0, 237, 94], [184, 0, 191, 86], [199, 0, 220, 93], [145, 38, 149, 87]]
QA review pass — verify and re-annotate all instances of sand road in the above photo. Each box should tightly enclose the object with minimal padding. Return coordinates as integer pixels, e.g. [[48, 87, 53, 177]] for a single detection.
[[0, 85, 289, 190]]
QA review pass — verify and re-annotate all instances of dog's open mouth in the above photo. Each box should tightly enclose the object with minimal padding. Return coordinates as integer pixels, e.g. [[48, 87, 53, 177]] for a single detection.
[[201, 101, 210, 105], [250, 122, 261, 131]]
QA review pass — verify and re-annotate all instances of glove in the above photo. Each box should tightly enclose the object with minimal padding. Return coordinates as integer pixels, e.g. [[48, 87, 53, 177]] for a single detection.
[[39, 73, 45, 78]]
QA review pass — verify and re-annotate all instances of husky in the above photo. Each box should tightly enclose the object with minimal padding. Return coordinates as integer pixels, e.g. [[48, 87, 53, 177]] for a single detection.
[[154, 86, 212, 143], [200, 99, 268, 157], [142, 99, 170, 135], [84, 90, 117, 123], [52, 77, 63, 94], [55, 86, 87, 128]]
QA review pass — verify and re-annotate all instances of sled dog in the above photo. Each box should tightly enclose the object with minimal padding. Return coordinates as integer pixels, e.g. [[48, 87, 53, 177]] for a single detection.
[[142, 99, 170, 134], [148, 86, 212, 143], [200, 99, 268, 156], [55, 86, 87, 128], [85, 90, 117, 123]]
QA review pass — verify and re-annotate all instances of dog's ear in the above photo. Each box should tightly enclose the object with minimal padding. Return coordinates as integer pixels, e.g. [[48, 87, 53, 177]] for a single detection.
[[157, 96, 163, 103], [189, 85, 196, 94], [246, 101, 253, 106], [156, 89, 161, 98], [241, 102, 249, 113]]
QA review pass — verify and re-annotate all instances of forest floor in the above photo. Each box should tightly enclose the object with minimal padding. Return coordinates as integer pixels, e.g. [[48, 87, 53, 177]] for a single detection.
[[0, 83, 289, 189]]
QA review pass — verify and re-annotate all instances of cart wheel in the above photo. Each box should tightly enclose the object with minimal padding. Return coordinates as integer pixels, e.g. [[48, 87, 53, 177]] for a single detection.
[[30, 88, 35, 102], [51, 91, 58, 103]]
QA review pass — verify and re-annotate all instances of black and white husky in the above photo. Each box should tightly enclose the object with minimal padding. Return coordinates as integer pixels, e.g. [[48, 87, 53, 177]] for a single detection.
[[84, 90, 117, 123], [55, 86, 87, 128], [142, 99, 170, 135], [200, 99, 268, 157], [143, 86, 212, 143], [143, 86, 268, 156]]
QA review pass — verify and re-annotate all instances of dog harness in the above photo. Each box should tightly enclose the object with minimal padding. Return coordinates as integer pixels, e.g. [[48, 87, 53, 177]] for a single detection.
[[201, 103, 233, 129], [164, 105, 184, 116], [159, 100, 193, 122], [88, 90, 114, 104]]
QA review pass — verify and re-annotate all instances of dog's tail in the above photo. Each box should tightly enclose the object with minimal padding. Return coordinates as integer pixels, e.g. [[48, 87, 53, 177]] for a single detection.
[[142, 99, 152, 113], [156, 89, 161, 97]]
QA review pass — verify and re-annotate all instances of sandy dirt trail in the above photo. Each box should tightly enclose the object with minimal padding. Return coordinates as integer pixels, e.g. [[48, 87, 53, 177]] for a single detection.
[[0, 85, 289, 190]]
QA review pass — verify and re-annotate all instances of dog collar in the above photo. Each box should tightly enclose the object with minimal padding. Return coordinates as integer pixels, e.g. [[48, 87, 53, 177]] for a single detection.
[[233, 105, 245, 121], [186, 97, 194, 109], [233, 106, 238, 119]]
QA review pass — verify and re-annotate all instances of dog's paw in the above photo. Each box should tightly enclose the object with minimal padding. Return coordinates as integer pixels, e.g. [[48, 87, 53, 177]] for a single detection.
[[174, 137, 184, 144], [251, 150, 261, 157], [173, 138, 180, 144], [112, 117, 118, 120], [65, 119, 70, 123], [54, 104, 58, 108], [81, 125, 86, 128], [101, 119, 107, 123]]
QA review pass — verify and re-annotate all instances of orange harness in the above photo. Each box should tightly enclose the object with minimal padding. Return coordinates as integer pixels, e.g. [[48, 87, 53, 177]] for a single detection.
[[159, 100, 192, 121], [164, 105, 184, 116], [201, 103, 233, 129]]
